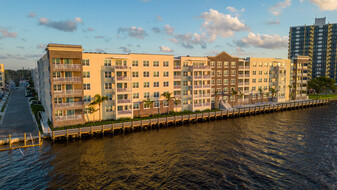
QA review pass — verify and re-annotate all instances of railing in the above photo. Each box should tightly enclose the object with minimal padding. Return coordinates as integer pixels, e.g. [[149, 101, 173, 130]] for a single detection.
[[245, 74, 250, 77], [174, 85, 181, 89], [117, 88, 132, 92], [194, 76, 203, 79], [117, 99, 132, 104], [53, 77, 82, 83], [203, 94, 210, 97], [118, 110, 132, 115], [194, 104, 202, 107], [203, 102, 210, 106], [245, 82, 249, 85], [54, 102, 83, 108], [117, 76, 131, 81], [244, 90, 249, 93], [203, 84, 210, 88], [189, 66, 210, 69], [238, 82, 243, 85], [54, 90, 82, 96], [194, 85, 202, 88], [203, 75, 210, 79], [174, 95, 181, 98], [194, 94, 203, 98], [302, 73, 308, 77], [55, 114, 83, 121], [174, 75, 181, 79], [114, 65, 129, 70], [245, 66, 250, 69], [53, 64, 81, 70], [238, 74, 244, 77], [238, 66, 244, 69], [174, 66, 181, 70]]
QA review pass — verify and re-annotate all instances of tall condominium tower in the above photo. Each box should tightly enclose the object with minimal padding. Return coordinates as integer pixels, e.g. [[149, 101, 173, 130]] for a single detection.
[[289, 17, 337, 81]]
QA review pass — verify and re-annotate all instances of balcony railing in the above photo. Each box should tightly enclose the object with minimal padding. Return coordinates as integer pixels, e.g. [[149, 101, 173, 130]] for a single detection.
[[238, 74, 244, 77], [174, 66, 181, 70], [203, 102, 211, 106], [189, 66, 210, 70], [238, 82, 243, 85], [53, 64, 81, 71], [53, 77, 82, 83], [174, 85, 181, 89], [245, 82, 249, 85], [118, 110, 132, 115], [194, 76, 203, 79], [117, 99, 132, 104], [203, 75, 210, 79], [117, 76, 131, 81], [194, 94, 203, 98], [174, 75, 181, 79], [203, 84, 210, 88], [55, 114, 83, 121], [116, 88, 132, 92], [54, 102, 83, 108], [194, 104, 202, 107], [174, 94, 181, 98], [238, 66, 244, 69], [114, 65, 129, 70], [194, 85, 202, 89], [54, 90, 82, 96], [203, 94, 210, 97]]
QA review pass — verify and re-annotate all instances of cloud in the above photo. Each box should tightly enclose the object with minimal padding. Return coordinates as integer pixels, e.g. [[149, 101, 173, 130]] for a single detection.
[[27, 12, 36, 18], [226, 6, 245, 13], [235, 46, 246, 56], [0, 27, 17, 38], [36, 43, 46, 49], [269, 0, 291, 16], [157, 15, 163, 21], [236, 32, 288, 49], [38, 17, 83, 32], [309, 0, 337, 10], [200, 9, 249, 41], [88, 27, 94, 31], [170, 32, 208, 49], [159, 46, 174, 52], [94, 35, 111, 42], [95, 48, 105, 53], [118, 26, 147, 39], [152, 27, 161, 33], [164, 24, 174, 35], [265, 20, 281, 25], [119, 46, 131, 53], [0, 53, 42, 60], [16, 46, 25, 49]]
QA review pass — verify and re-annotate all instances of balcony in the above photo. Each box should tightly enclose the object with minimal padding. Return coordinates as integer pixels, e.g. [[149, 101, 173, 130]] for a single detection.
[[194, 76, 203, 79], [194, 85, 202, 89], [238, 82, 243, 85], [53, 64, 81, 71], [54, 102, 83, 109], [118, 110, 132, 115], [194, 104, 202, 107], [54, 90, 83, 97], [239, 74, 244, 78], [117, 99, 132, 104], [189, 66, 210, 70], [238, 66, 244, 69], [203, 75, 210, 79], [174, 75, 181, 79], [174, 94, 181, 98], [53, 77, 82, 84], [245, 82, 249, 85], [174, 85, 181, 89], [302, 73, 308, 77], [116, 76, 131, 81], [203, 94, 210, 97], [194, 94, 203, 98], [116, 88, 132, 93], [203, 84, 210, 88], [203, 102, 210, 106], [113, 65, 130, 70], [174, 66, 181, 70], [245, 74, 250, 77], [55, 114, 83, 121]]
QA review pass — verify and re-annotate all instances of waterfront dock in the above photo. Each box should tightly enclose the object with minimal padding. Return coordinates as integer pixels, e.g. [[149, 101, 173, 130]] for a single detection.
[[0, 132, 43, 151], [50, 99, 329, 142]]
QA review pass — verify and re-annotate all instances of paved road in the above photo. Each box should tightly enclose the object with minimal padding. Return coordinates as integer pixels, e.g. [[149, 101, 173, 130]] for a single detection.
[[0, 85, 38, 137]]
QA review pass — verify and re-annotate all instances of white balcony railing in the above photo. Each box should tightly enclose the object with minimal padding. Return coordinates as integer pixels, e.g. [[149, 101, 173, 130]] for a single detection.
[[53, 64, 81, 70], [117, 99, 132, 104], [118, 110, 132, 115], [116, 88, 132, 92], [54, 90, 82, 96], [53, 77, 82, 83], [116, 76, 131, 81], [55, 114, 83, 121], [54, 102, 83, 108], [194, 85, 202, 89], [194, 104, 202, 107]]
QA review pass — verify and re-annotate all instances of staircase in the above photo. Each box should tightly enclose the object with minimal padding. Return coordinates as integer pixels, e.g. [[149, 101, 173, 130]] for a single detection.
[[219, 100, 232, 110]]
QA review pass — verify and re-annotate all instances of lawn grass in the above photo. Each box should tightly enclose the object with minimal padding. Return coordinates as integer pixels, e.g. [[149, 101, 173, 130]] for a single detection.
[[51, 109, 221, 131], [308, 94, 337, 100]]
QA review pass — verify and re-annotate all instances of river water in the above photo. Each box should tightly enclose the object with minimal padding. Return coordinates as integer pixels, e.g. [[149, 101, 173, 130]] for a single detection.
[[1, 103, 337, 189]]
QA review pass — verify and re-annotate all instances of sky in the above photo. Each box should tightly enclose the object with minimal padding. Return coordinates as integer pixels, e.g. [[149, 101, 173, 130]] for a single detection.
[[0, 0, 337, 70]]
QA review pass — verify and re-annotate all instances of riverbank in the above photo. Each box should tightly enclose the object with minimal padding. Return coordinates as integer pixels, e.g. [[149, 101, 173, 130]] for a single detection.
[[50, 99, 328, 142], [308, 94, 337, 100]]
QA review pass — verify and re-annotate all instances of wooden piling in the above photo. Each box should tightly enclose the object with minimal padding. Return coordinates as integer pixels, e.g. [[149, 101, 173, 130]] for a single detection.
[[38, 131, 41, 145], [24, 133, 26, 147], [9, 134, 11, 149]]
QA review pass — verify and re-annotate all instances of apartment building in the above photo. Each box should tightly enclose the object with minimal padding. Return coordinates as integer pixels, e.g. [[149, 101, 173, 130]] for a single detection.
[[0, 64, 4, 91], [173, 56, 211, 112], [289, 17, 337, 81], [237, 58, 291, 104], [208, 52, 239, 107], [291, 56, 309, 100]]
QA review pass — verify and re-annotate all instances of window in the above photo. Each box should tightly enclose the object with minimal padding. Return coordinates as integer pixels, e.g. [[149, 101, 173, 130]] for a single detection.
[[144, 92, 150, 98], [105, 83, 112, 89], [163, 81, 169, 87], [223, 79, 228, 85], [54, 98, 62, 104], [264, 78, 268, 82], [132, 60, 138, 66], [217, 71, 222, 77], [252, 87, 256, 91], [82, 59, 89, 66], [83, 71, 90, 78], [163, 101, 169, 107], [258, 79, 262, 83], [106, 94, 113, 101], [183, 81, 188, 86], [143, 71, 149, 77], [153, 71, 159, 77], [53, 72, 61, 78], [105, 72, 111, 78], [154, 82, 159, 87], [133, 103, 140, 110], [133, 82, 139, 88], [133, 93, 139, 99], [84, 95, 91, 102], [217, 79, 222, 85], [210, 61, 215, 68], [183, 71, 188, 76], [104, 60, 111, 66], [132, 72, 139, 78], [224, 70, 228, 76], [217, 62, 222, 68], [258, 71, 262, 75], [143, 61, 149, 67], [231, 79, 236, 85], [211, 80, 215, 85], [211, 71, 215, 77], [231, 62, 236, 68], [183, 90, 188, 95], [224, 62, 229, 68], [144, 103, 150, 109], [163, 61, 169, 67], [183, 62, 188, 67], [154, 92, 160, 98], [83, 83, 90, 90], [252, 79, 256, 83], [152, 101, 159, 108], [153, 61, 159, 67], [52, 58, 60, 64], [55, 110, 63, 116], [223, 87, 228, 93], [163, 71, 169, 77], [253, 71, 256, 75], [106, 105, 113, 112], [231, 70, 236, 76], [144, 82, 150, 88]]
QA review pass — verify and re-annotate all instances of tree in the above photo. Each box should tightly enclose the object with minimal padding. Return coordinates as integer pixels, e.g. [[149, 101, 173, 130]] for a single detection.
[[308, 76, 336, 94], [288, 85, 294, 100], [87, 106, 97, 122], [88, 94, 108, 121], [161, 92, 175, 114], [238, 89, 244, 105], [258, 88, 263, 103], [142, 97, 155, 110], [230, 88, 237, 105], [173, 98, 181, 113], [269, 88, 278, 102]]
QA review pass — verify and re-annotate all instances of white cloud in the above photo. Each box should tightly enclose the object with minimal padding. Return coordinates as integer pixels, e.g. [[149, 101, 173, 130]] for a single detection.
[[236, 32, 288, 49], [269, 0, 291, 16], [164, 24, 174, 35], [27, 12, 36, 18], [265, 20, 281, 25], [159, 46, 174, 52], [170, 32, 209, 49], [38, 17, 83, 32], [0, 53, 42, 60], [200, 9, 249, 41], [226, 6, 245, 13], [309, 0, 337, 10], [152, 27, 161, 33], [0, 27, 17, 38], [36, 43, 46, 49], [118, 26, 147, 39], [119, 46, 131, 53], [95, 48, 105, 53]]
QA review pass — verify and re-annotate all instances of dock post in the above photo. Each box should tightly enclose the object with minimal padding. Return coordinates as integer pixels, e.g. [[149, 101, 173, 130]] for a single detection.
[[24, 133, 27, 147], [79, 128, 81, 139], [90, 126, 93, 136], [140, 120, 143, 130], [9, 134, 11, 149], [238, 108, 240, 117], [38, 131, 41, 145], [52, 131, 55, 142], [132, 121, 134, 132], [174, 116, 176, 126], [66, 129, 69, 140]]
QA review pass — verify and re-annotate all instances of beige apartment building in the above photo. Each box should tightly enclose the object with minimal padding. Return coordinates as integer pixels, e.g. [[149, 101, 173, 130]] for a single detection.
[[237, 58, 291, 104], [291, 56, 309, 100], [0, 64, 4, 91]]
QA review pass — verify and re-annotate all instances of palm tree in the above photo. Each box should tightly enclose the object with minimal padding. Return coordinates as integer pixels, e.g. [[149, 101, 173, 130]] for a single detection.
[[265, 92, 270, 102], [258, 88, 263, 103], [173, 98, 181, 113], [142, 97, 155, 113], [161, 92, 175, 114], [230, 88, 237, 106], [88, 94, 108, 122], [269, 88, 279, 102], [87, 105, 97, 122], [288, 85, 293, 100], [238, 89, 244, 105]]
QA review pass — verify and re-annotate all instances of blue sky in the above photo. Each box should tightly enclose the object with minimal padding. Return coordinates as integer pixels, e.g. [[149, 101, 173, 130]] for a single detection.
[[0, 0, 336, 70]]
